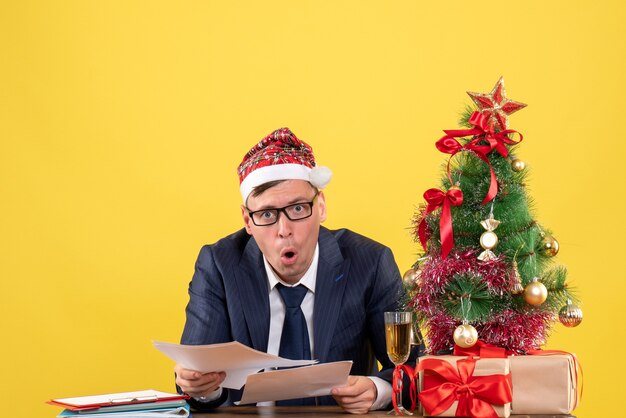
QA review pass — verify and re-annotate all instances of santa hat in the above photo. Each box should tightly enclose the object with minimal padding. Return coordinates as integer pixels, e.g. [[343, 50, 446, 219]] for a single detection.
[[237, 128, 332, 202]]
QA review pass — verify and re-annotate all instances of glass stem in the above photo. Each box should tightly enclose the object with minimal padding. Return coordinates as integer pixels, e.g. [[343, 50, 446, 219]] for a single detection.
[[396, 367, 403, 409]]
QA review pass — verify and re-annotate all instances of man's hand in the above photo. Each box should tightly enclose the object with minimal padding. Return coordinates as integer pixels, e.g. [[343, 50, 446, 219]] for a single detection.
[[331, 375, 377, 414], [174, 364, 226, 398]]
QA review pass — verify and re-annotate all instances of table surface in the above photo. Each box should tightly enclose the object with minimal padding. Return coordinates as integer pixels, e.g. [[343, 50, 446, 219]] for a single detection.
[[193, 406, 575, 417]]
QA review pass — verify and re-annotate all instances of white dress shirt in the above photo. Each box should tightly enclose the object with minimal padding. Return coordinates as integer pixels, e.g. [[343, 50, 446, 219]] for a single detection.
[[259, 244, 391, 410]]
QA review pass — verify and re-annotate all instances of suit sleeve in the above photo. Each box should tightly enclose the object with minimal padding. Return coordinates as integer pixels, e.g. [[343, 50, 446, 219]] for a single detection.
[[181, 245, 232, 345], [177, 245, 234, 409], [365, 246, 404, 382]]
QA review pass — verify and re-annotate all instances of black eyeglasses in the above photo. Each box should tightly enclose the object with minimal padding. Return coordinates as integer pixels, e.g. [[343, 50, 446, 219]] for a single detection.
[[247, 193, 319, 226]]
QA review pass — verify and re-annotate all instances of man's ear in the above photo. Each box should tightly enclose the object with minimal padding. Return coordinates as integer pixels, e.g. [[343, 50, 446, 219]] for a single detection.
[[317, 191, 327, 223], [241, 205, 253, 235]]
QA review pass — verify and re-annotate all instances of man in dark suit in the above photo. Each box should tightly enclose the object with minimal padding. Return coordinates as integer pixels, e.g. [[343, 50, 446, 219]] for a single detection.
[[175, 128, 408, 414]]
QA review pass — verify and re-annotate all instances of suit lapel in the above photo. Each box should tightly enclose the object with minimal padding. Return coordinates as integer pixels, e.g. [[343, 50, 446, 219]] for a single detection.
[[313, 227, 351, 363], [233, 236, 270, 352]]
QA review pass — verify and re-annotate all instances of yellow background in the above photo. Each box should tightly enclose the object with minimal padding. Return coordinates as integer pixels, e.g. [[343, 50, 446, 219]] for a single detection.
[[1, 1, 623, 417]]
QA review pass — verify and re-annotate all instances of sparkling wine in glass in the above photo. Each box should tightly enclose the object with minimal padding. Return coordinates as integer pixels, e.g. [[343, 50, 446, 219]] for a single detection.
[[384, 311, 413, 415]]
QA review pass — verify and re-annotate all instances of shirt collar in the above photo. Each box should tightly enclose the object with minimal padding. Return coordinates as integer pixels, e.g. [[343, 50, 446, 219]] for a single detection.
[[263, 243, 318, 293]]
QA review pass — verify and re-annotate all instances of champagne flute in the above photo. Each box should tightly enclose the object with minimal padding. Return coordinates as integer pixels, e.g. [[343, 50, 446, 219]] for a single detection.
[[384, 311, 413, 415]]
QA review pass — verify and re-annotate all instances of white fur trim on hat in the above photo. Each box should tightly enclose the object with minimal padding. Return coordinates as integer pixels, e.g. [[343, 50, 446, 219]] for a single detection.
[[240, 163, 311, 202], [240, 163, 333, 202]]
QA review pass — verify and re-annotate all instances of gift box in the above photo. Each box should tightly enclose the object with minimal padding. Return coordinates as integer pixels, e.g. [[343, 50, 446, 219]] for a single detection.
[[509, 352, 580, 414], [417, 355, 512, 418]]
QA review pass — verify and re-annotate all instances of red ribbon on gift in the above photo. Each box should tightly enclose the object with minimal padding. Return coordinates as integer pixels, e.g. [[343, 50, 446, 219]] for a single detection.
[[453, 341, 513, 358], [418, 187, 464, 258], [391, 364, 417, 415], [416, 357, 512, 418], [526, 349, 584, 408]]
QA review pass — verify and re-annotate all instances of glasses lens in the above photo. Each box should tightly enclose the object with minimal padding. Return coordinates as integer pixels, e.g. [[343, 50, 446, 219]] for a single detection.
[[285, 203, 312, 220], [252, 210, 279, 225]]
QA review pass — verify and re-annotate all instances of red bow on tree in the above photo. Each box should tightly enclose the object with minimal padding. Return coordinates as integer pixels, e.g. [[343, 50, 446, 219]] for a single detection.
[[435, 111, 523, 205], [416, 357, 512, 418], [418, 187, 463, 258], [443, 111, 523, 158], [435, 135, 497, 205]]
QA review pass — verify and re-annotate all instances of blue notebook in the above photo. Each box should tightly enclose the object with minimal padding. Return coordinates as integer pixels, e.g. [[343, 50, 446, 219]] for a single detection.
[[57, 402, 190, 418]]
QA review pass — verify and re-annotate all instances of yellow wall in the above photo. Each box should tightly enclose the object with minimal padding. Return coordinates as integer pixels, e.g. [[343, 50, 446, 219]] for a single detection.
[[1, 1, 622, 417]]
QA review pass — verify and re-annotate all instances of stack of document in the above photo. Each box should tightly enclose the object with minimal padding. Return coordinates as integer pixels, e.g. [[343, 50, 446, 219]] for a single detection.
[[153, 341, 352, 404], [48, 390, 190, 418]]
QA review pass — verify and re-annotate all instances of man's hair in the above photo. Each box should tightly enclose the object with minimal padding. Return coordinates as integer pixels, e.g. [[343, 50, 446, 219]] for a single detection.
[[250, 180, 287, 198], [249, 180, 317, 199]]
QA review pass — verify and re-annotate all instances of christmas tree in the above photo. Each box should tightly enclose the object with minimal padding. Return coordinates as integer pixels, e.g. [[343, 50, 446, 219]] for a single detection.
[[406, 78, 583, 354]]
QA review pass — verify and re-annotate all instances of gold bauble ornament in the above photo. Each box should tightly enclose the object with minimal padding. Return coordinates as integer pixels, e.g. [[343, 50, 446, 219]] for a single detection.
[[411, 323, 424, 346], [559, 300, 583, 327], [402, 268, 421, 289], [448, 184, 462, 192], [511, 260, 524, 295], [453, 323, 478, 348], [511, 158, 526, 172], [524, 277, 548, 305], [541, 235, 560, 257]]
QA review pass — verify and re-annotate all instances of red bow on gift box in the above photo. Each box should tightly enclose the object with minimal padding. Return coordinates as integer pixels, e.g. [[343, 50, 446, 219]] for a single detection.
[[416, 357, 512, 418]]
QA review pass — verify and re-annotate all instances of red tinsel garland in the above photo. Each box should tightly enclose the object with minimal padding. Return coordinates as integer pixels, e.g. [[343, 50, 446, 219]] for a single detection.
[[411, 249, 554, 354]]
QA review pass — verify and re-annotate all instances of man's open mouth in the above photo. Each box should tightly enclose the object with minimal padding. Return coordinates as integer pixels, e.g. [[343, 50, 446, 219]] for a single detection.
[[280, 248, 298, 264]]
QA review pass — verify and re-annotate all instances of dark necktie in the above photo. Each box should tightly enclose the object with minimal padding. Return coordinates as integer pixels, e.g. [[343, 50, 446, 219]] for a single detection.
[[277, 283, 311, 361], [276, 283, 314, 406]]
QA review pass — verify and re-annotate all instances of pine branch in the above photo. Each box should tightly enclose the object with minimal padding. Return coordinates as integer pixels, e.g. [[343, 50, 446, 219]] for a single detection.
[[459, 105, 475, 128], [442, 274, 509, 322]]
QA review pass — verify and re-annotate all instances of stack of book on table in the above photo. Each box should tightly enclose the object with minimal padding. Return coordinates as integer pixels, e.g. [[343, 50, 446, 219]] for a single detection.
[[48, 390, 190, 418]]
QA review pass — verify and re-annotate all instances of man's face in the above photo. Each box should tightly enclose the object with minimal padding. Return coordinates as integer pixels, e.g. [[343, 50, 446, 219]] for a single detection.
[[242, 180, 327, 284]]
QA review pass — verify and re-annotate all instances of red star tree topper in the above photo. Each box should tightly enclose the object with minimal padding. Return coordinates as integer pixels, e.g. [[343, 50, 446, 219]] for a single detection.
[[467, 76, 527, 131]]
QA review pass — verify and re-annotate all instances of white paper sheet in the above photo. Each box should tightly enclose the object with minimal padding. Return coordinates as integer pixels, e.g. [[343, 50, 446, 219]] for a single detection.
[[152, 341, 317, 389], [238, 361, 352, 404]]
